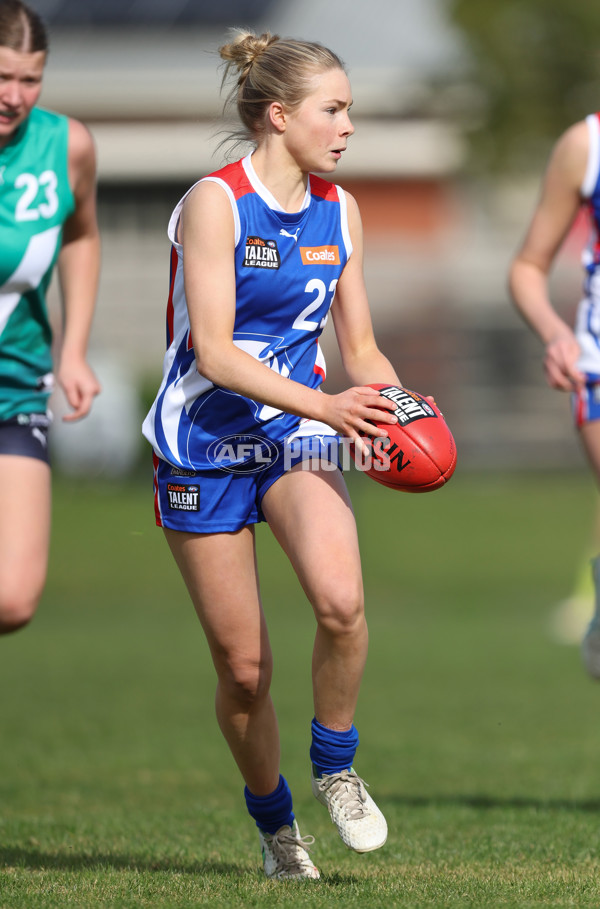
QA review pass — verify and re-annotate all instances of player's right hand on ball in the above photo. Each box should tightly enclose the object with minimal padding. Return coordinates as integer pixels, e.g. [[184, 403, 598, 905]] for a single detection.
[[323, 386, 398, 450]]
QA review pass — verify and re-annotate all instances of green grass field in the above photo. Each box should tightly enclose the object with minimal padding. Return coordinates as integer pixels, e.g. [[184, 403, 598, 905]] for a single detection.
[[1, 469, 600, 907]]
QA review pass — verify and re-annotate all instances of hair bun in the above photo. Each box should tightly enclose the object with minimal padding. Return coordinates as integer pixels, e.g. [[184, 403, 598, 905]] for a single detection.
[[219, 30, 279, 82]]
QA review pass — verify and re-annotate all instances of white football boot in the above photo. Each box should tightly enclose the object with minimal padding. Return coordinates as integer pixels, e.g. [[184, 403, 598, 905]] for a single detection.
[[581, 554, 600, 678], [258, 820, 320, 880], [311, 767, 387, 852]]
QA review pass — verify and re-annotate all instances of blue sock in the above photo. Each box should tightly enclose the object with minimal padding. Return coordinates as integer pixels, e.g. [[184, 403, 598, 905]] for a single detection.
[[310, 717, 359, 777], [244, 775, 295, 834]]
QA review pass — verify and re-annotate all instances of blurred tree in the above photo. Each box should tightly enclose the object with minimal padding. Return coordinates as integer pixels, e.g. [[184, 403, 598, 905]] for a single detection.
[[450, 0, 600, 173]]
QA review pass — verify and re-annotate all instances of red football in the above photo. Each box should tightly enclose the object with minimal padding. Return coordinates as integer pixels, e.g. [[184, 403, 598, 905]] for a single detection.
[[353, 384, 457, 492]]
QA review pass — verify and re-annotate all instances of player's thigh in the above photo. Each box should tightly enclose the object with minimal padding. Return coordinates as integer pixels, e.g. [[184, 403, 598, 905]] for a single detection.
[[0, 455, 51, 599], [164, 525, 271, 663], [579, 419, 600, 480], [261, 465, 364, 612]]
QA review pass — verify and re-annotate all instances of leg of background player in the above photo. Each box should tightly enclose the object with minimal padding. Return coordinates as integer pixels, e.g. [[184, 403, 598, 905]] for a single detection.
[[577, 420, 600, 677], [0, 456, 51, 634]]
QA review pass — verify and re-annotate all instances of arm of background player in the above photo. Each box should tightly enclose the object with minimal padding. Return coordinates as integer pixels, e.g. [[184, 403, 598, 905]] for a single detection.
[[56, 117, 101, 421], [181, 179, 397, 445], [508, 120, 588, 391]]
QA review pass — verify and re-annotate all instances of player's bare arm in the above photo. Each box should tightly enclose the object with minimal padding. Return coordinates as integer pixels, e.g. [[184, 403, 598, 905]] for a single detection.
[[509, 121, 588, 390], [56, 117, 101, 420]]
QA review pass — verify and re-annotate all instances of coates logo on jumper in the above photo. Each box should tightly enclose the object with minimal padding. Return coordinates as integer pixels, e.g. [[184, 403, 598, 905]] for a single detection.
[[243, 236, 281, 269], [300, 245, 340, 265], [207, 434, 280, 473], [378, 386, 435, 425]]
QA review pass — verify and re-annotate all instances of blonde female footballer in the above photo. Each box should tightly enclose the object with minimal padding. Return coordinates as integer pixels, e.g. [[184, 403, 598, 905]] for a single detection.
[[143, 30, 401, 879]]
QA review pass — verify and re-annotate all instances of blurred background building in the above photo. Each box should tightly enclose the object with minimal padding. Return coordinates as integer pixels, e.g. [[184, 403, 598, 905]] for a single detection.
[[35, 0, 592, 475]]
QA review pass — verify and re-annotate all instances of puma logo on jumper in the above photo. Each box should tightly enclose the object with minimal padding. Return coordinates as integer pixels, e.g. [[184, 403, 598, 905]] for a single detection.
[[279, 227, 300, 242]]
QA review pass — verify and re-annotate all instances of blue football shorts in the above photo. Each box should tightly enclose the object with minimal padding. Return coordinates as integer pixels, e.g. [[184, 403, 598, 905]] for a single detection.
[[0, 414, 51, 464], [572, 376, 600, 428], [153, 433, 342, 533]]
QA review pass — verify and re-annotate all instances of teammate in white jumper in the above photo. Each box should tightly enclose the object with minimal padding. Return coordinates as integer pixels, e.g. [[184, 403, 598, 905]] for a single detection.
[[143, 30, 401, 879], [0, 0, 100, 635]]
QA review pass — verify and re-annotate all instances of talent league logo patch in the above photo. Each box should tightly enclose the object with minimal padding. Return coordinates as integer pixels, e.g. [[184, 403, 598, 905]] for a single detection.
[[300, 245, 340, 265], [167, 482, 200, 511], [243, 236, 281, 269]]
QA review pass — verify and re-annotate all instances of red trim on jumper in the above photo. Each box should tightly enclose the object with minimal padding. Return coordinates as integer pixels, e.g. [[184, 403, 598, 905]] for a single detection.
[[590, 118, 600, 263], [310, 174, 339, 201], [574, 387, 588, 428], [166, 245, 178, 347], [313, 338, 326, 381], [589, 197, 600, 265], [211, 159, 254, 200], [152, 452, 163, 527]]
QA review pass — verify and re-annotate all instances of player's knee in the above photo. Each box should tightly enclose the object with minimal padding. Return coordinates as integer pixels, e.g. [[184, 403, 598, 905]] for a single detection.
[[220, 653, 273, 708], [315, 580, 365, 637], [0, 595, 39, 634]]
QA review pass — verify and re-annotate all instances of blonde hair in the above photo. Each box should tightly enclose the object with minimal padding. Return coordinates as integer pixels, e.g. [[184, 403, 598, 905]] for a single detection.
[[219, 30, 346, 144]]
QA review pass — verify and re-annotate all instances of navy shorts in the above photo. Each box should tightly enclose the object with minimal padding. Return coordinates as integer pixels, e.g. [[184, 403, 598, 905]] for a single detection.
[[0, 414, 51, 464], [153, 432, 342, 533]]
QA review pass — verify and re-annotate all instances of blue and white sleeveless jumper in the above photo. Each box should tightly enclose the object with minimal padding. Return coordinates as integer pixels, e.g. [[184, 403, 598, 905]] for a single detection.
[[570, 113, 600, 423], [142, 153, 353, 471], [575, 113, 600, 377]]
